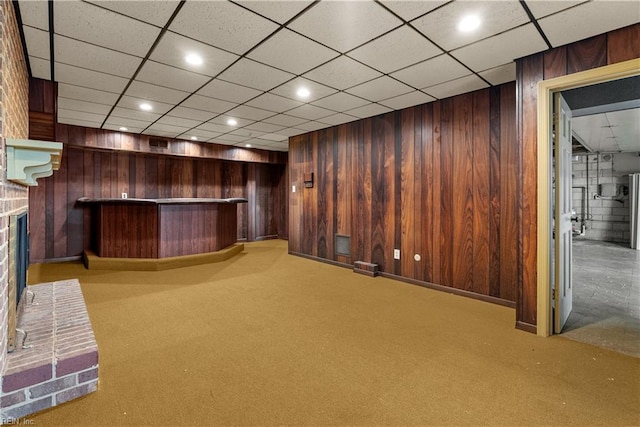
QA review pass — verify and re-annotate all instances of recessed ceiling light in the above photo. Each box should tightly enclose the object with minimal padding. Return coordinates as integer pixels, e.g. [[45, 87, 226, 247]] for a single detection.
[[119, 127, 128, 131], [139, 103, 152, 111], [296, 87, 310, 98], [245, 144, 252, 148], [190, 136, 198, 141], [458, 15, 480, 32], [227, 118, 237, 126], [185, 53, 203, 66]]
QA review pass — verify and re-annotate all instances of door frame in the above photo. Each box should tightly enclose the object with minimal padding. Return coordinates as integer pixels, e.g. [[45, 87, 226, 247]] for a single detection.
[[536, 58, 640, 337]]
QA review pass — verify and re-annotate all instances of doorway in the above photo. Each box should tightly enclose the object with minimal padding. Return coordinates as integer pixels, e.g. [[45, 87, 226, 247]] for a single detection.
[[536, 58, 640, 341]]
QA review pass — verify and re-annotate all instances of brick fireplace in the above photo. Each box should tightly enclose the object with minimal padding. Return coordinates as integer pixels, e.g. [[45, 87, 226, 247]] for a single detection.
[[0, 0, 99, 422]]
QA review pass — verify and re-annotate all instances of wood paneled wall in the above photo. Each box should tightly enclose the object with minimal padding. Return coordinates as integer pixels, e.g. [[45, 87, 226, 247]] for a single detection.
[[290, 83, 518, 304], [29, 146, 288, 262], [28, 77, 288, 263], [516, 23, 640, 330]]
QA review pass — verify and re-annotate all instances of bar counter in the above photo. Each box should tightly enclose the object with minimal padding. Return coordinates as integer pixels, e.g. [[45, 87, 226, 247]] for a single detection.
[[78, 197, 248, 259]]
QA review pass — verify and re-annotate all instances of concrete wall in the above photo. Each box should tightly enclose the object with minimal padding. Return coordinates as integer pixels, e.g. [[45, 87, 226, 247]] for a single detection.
[[572, 152, 640, 244]]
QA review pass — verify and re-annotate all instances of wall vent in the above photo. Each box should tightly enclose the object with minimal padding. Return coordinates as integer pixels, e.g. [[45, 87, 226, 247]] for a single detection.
[[335, 234, 351, 256], [149, 138, 168, 148]]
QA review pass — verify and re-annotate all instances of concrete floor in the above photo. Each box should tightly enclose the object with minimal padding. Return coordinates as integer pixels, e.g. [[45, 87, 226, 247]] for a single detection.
[[562, 239, 640, 358]]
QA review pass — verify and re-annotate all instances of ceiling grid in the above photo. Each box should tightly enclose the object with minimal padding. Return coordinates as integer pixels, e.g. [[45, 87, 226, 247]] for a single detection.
[[15, 0, 640, 152]]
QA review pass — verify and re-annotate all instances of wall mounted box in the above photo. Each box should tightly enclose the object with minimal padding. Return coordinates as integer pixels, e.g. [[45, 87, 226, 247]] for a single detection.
[[304, 172, 314, 188]]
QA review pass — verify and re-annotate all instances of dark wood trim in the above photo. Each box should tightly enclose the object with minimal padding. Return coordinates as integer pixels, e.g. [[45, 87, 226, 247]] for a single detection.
[[515, 321, 537, 334], [380, 272, 516, 308], [288, 251, 353, 270]]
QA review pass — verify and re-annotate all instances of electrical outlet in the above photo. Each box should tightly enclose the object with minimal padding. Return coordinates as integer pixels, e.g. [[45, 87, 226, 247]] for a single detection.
[[393, 249, 400, 260], [292, 185, 296, 193], [121, 192, 128, 199]]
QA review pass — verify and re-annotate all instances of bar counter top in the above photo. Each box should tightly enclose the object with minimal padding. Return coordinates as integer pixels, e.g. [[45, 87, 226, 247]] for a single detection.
[[77, 197, 248, 205]]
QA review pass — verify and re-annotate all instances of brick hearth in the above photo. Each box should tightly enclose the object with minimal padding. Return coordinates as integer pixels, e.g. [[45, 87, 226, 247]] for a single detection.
[[0, 279, 99, 421]]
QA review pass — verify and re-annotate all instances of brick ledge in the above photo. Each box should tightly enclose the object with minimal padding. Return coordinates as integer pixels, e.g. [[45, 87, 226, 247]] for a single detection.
[[0, 279, 99, 421]]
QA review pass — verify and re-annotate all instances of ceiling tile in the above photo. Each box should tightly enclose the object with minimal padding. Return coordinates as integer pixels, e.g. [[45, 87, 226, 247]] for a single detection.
[[57, 117, 103, 129], [285, 104, 334, 121], [303, 56, 382, 91], [58, 98, 112, 115], [110, 106, 162, 123], [55, 63, 129, 93], [125, 81, 189, 104], [246, 93, 304, 113], [236, 0, 314, 24], [412, 1, 530, 51], [214, 134, 251, 143], [58, 109, 106, 124], [55, 35, 142, 77], [538, 1, 640, 47], [227, 129, 254, 138], [196, 79, 262, 104], [151, 31, 239, 77], [295, 121, 329, 132], [226, 105, 275, 121], [276, 127, 307, 137], [379, 91, 436, 111], [156, 115, 202, 129], [18, 0, 48, 30], [478, 63, 517, 86], [58, 83, 120, 105], [346, 76, 413, 103], [346, 103, 393, 119], [347, 25, 442, 74], [451, 24, 547, 72], [252, 133, 287, 142], [54, 1, 160, 56], [208, 115, 255, 128], [167, 106, 216, 122], [217, 58, 295, 91], [244, 122, 285, 134], [29, 56, 51, 80], [317, 113, 359, 126], [424, 75, 489, 100], [248, 28, 339, 75], [288, 1, 402, 52], [378, 0, 447, 21], [390, 54, 470, 89], [145, 122, 190, 137], [270, 78, 338, 102], [524, 1, 585, 19], [23, 26, 49, 59], [117, 96, 175, 115], [103, 124, 145, 134], [104, 115, 155, 129], [169, 1, 279, 54], [181, 129, 223, 141], [263, 114, 309, 127], [194, 122, 235, 134], [136, 60, 210, 92], [180, 95, 236, 114], [311, 91, 369, 112], [85, 0, 181, 26]]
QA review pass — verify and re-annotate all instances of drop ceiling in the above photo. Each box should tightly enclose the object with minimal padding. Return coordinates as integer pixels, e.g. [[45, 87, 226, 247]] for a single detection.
[[17, 0, 640, 152]]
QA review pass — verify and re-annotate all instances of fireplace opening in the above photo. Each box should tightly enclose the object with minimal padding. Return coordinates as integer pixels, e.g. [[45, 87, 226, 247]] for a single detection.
[[8, 212, 29, 352]]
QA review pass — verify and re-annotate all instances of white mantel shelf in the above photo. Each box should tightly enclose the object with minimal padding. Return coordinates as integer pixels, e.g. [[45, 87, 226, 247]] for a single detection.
[[5, 138, 63, 186]]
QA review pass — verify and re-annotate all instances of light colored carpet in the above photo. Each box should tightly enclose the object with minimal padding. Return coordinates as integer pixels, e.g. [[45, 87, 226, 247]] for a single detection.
[[26, 240, 640, 426]]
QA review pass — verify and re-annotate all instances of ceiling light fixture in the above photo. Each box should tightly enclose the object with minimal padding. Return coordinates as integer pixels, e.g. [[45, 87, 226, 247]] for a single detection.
[[245, 144, 252, 148], [458, 15, 481, 32], [139, 103, 152, 111], [185, 53, 203, 66], [190, 136, 198, 141], [296, 87, 311, 98], [227, 118, 238, 126], [119, 127, 128, 131]]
